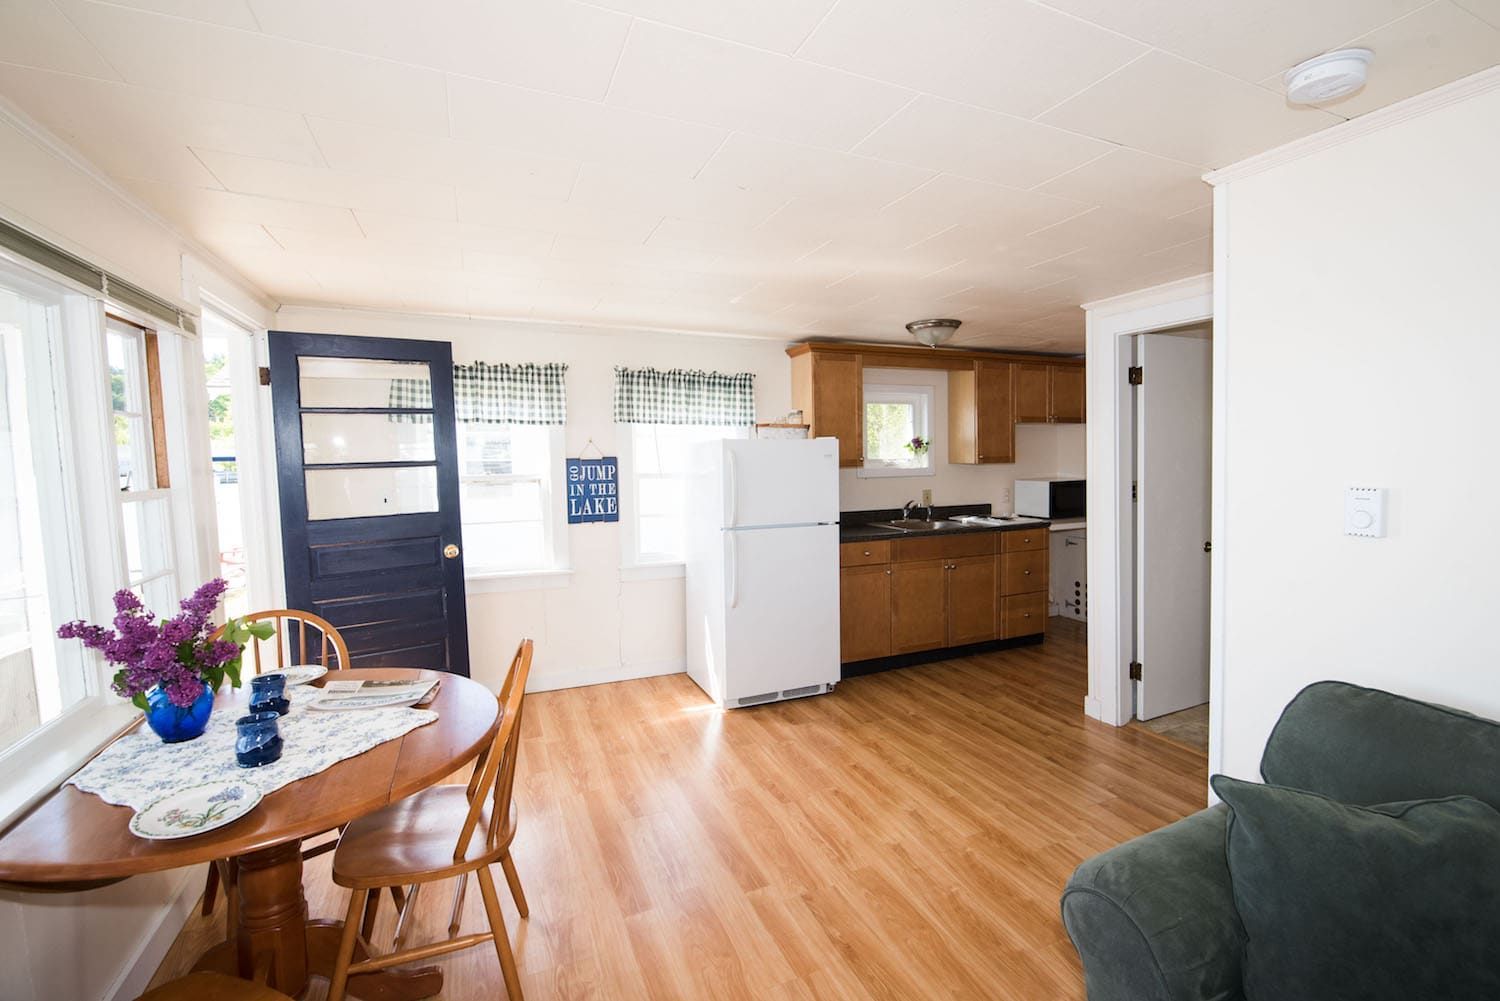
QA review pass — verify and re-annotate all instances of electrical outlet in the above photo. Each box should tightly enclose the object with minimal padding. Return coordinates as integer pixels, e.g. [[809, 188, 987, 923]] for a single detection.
[[921, 488, 933, 506], [1001, 487, 1012, 504]]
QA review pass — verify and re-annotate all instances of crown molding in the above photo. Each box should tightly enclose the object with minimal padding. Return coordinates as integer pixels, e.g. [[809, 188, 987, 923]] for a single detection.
[[0, 92, 278, 316], [1081, 272, 1213, 315], [1205, 64, 1500, 187]]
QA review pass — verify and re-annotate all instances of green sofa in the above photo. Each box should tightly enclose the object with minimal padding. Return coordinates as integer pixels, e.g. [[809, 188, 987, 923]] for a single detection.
[[1059, 681, 1500, 1001]]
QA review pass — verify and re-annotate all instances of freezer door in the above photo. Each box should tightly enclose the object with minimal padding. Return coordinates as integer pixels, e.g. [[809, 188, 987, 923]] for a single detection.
[[722, 523, 839, 704], [722, 438, 838, 529]]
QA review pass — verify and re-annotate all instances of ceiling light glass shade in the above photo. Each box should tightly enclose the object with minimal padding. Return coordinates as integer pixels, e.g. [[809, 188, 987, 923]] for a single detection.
[[1284, 48, 1373, 105], [906, 318, 961, 347]]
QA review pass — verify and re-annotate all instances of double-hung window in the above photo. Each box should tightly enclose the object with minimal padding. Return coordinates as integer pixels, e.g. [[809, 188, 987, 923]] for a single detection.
[[614, 366, 756, 567], [106, 317, 179, 612], [451, 362, 568, 576]]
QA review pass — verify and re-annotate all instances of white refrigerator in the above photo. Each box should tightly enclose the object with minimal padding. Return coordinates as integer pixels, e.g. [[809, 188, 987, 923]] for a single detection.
[[685, 437, 840, 708]]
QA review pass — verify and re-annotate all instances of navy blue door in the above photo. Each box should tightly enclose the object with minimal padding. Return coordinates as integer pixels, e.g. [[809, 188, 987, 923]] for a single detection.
[[268, 331, 469, 676]]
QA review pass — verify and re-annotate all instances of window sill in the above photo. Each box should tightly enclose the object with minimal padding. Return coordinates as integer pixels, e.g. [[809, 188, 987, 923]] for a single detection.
[[465, 568, 574, 594], [619, 562, 684, 582], [855, 463, 937, 479], [0, 695, 138, 832]]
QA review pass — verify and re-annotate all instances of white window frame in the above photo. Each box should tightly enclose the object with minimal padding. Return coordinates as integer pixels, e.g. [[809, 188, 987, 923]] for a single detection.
[[857, 384, 936, 479], [0, 259, 212, 828], [458, 423, 569, 581], [619, 423, 747, 569]]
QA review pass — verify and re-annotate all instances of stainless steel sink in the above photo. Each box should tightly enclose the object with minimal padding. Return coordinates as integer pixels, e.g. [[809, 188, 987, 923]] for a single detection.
[[872, 519, 968, 532]]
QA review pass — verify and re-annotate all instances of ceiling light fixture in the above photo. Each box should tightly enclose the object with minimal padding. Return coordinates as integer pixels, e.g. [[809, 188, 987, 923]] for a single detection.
[[1284, 48, 1373, 105], [906, 318, 961, 347]]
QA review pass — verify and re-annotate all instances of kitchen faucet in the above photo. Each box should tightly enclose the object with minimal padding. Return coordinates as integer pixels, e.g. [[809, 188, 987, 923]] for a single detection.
[[902, 500, 934, 522]]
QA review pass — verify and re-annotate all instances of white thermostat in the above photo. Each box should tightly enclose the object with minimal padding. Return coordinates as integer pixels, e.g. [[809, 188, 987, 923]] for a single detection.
[[1345, 486, 1387, 538]]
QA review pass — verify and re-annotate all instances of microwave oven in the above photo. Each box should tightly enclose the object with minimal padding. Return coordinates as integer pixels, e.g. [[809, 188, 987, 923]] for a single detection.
[[1015, 478, 1085, 520]]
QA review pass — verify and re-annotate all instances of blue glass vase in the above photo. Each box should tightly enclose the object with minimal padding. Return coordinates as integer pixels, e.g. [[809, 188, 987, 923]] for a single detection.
[[144, 682, 215, 743]]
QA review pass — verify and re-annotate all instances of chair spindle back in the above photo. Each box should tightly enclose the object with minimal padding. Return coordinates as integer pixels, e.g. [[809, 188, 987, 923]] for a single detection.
[[456, 639, 533, 862]]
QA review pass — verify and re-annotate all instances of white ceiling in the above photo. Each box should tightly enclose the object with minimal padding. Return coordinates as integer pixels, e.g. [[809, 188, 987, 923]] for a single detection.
[[2, 0, 1498, 349]]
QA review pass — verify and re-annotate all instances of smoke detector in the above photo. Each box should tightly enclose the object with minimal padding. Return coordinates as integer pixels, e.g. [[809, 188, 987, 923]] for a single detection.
[[906, 318, 961, 347], [1284, 48, 1373, 105]]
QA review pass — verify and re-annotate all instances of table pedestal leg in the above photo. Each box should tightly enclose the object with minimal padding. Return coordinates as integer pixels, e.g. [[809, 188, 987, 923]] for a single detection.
[[193, 840, 310, 994]]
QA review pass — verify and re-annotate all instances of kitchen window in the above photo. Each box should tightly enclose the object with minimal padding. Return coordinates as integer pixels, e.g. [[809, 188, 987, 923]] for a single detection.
[[458, 423, 566, 575], [622, 423, 746, 566], [859, 385, 934, 478]]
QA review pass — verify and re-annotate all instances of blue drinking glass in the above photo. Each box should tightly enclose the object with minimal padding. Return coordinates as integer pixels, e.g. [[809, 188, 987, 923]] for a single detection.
[[249, 672, 289, 716], [235, 711, 283, 768]]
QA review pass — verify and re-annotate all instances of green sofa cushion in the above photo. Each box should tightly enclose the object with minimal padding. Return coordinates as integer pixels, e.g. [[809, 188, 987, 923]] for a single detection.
[[1212, 775, 1500, 1001]]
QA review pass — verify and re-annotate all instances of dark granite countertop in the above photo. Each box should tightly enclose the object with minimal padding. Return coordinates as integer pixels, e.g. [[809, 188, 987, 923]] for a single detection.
[[838, 504, 1051, 542]]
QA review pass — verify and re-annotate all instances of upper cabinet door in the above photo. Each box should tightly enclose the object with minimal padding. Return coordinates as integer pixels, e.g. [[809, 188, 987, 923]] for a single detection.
[[1013, 363, 1051, 423], [974, 360, 1015, 463], [811, 353, 863, 467], [1050, 365, 1085, 423]]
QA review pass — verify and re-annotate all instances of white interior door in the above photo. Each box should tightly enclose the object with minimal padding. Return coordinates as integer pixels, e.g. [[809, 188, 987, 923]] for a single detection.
[[1136, 331, 1212, 720]]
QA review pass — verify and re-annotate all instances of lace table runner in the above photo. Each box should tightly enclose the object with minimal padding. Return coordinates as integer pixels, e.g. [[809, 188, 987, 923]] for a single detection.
[[70, 700, 437, 812]]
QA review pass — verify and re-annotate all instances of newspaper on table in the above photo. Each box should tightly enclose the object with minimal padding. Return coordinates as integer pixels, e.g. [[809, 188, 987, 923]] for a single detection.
[[307, 676, 441, 711]]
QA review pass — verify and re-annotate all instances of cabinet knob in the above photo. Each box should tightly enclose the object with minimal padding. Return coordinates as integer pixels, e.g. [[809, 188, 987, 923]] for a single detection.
[[1023, 569, 1032, 576], [885, 569, 891, 575], [1023, 612, 1031, 618], [863, 549, 871, 556], [1022, 536, 1031, 543]]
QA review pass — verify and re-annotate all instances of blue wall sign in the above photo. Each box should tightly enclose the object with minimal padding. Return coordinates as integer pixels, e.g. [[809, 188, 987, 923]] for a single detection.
[[566, 457, 619, 524]]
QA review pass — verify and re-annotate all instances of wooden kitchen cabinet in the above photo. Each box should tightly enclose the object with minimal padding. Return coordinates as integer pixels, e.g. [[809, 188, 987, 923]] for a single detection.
[[790, 349, 863, 467], [946, 555, 997, 646], [839, 564, 891, 662], [890, 560, 948, 654], [840, 529, 1047, 664], [948, 360, 1015, 464], [1015, 361, 1085, 424]]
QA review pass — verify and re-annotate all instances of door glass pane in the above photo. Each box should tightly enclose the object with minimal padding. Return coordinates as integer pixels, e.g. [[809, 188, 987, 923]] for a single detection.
[[298, 357, 432, 409], [302, 414, 436, 464], [306, 465, 438, 520]]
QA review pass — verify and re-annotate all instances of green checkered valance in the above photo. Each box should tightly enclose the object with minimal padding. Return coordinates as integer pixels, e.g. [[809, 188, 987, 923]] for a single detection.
[[388, 362, 568, 425], [612, 366, 755, 426]]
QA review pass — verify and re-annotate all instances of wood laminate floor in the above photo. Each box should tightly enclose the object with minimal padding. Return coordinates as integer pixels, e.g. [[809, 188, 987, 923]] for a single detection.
[[150, 620, 1208, 1000]]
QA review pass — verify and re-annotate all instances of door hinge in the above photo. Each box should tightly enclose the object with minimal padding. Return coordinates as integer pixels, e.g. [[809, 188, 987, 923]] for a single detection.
[[1131, 480, 1138, 502], [258, 365, 272, 386], [1127, 366, 1143, 386], [1129, 661, 1142, 681]]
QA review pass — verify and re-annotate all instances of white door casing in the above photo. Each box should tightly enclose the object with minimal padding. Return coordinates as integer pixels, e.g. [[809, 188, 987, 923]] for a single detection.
[[1135, 332, 1212, 720]]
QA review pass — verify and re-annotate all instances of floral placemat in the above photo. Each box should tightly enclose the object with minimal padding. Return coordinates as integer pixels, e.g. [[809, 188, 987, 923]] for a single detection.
[[70, 701, 437, 813]]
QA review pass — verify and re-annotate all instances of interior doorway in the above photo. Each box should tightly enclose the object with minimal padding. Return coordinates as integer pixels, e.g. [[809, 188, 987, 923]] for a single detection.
[[1131, 326, 1212, 738]]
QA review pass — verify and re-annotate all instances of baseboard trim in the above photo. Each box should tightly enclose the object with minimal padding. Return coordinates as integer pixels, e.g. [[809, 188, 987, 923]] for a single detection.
[[107, 865, 205, 1001], [526, 659, 685, 693]]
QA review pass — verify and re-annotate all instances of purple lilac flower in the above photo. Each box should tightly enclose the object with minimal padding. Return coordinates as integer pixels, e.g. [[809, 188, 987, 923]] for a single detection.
[[58, 577, 234, 709]]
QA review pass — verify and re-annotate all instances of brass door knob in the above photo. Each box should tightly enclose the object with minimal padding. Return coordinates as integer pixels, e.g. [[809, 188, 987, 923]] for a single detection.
[[443, 544, 460, 559]]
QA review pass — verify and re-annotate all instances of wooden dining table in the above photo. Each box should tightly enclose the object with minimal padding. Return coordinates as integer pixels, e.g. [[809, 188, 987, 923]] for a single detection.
[[0, 668, 499, 1000]]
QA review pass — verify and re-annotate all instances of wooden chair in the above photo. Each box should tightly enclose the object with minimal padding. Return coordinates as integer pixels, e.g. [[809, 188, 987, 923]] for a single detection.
[[200, 609, 352, 916], [213, 608, 351, 676], [137, 972, 292, 1001], [326, 639, 534, 1001]]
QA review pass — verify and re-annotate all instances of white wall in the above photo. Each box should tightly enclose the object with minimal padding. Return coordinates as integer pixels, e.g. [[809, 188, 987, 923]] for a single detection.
[[1211, 74, 1500, 779], [839, 365, 1086, 512], [275, 306, 792, 695]]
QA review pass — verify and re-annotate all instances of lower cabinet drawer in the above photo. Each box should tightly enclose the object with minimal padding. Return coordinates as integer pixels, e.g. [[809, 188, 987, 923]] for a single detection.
[[1001, 593, 1047, 638], [999, 550, 1048, 595], [841, 540, 892, 567]]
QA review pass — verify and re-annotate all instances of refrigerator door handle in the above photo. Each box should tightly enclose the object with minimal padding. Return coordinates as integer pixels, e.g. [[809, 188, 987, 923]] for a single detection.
[[727, 532, 739, 609], [727, 448, 739, 528]]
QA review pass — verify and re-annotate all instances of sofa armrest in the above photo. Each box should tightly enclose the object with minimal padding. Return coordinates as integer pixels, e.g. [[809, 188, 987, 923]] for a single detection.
[[1060, 804, 1246, 1001]]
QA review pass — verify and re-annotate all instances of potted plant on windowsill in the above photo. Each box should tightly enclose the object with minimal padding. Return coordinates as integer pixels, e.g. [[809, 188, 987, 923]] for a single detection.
[[57, 579, 274, 743]]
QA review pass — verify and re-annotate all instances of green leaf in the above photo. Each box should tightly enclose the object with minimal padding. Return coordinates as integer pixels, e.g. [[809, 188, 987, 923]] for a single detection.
[[246, 620, 276, 641], [131, 692, 148, 711]]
